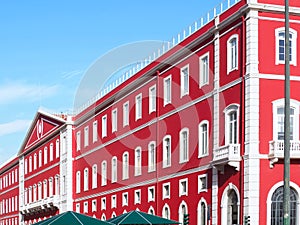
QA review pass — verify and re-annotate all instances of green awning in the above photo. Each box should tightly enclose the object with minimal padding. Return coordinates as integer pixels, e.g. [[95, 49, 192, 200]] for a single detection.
[[107, 210, 180, 225], [33, 211, 113, 225]]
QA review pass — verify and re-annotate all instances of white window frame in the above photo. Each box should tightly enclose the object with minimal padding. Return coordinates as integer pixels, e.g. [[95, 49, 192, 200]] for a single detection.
[[122, 152, 129, 180], [180, 64, 189, 97], [163, 182, 171, 200], [102, 115, 107, 138], [84, 126, 89, 147], [163, 135, 171, 168], [101, 160, 107, 186], [198, 174, 208, 193], [101, 197, 106, 210], [224, 104, 240, 145], [84, 201, 88, 213], [122, 192, 128, 206], [134, 147, 142, 176], [148, 141, 156, 172], [34, 154, 37, 170], [111, 195, 117, 208], [92, 164, 97, 189], [199, 52, 209, 87], [135, 94, 142, 120], [49, 143, 53, 161], [134, 189, 141, 204], [149, 85, 156, 113], [123, 101, 129, 127], [56, 139, 60, 158], [76, 203, 80, 213], [76, 131, 81, 151], [93, 121, 98, 143], [92, 199, 97, 212], [179, 128, 189, 163], [179, 178, 188, 197], [164, 75, 172, 106], [84, 168, 89, 191], [272, 99, 300, 141], [275, 27, 297, 66], [76, 171, 81, 193], [198, 120, 209, 158], [112, 108, 118, 132], [148, 186, 155, 202], [111, 157, 117, 183], [227, 34, 239, 74]]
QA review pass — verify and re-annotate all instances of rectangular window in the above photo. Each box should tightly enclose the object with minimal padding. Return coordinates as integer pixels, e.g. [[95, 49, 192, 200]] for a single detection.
[[135, 94, 142, 120], [164, 76, 172, 106], [101, 197, 106, 210], [84, 126, 89, 147], [92, 199, 97, 212], [93, 121, 98, 143], [148, 186, 155, 202], [179, 178, 188, 196], [76, 203, 80, 213], [111, 195, 117, 208], [76, 131, 81, 151], [163, 182, 170, 199], [134, 189, 141, 204], [148, 142, 156, 172], [180, 129, 189, 163], [198, 174, 208, 193], [180, 65, 189, 97], [200, 53, 209, 87], [199, 122, 209, 157], [112, 108, 118, 132], [122, 192, 128, 206], [135, 147, 142, 176], [84, 201, 88, 213], [149, 85, 156, 113], [163, 136, 171, 168], [227, 35, 238, 73], [102, 115, 107, 138], [123, 101, 129, 127], [49, 144, 53, 162]]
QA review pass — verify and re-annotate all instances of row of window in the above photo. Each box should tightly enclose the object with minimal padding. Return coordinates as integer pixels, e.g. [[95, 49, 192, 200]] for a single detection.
[[24, 139, 60, 175], [76, 174, 207, 214], [0, 217, 18, 225], [23, 175, 60, 205], [0, 169, 18, 190], [0, 196, 18, 215]]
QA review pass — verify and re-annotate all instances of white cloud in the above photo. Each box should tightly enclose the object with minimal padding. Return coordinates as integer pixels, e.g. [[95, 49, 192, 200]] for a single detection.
[[0, 82, 59, 104], [0, 119, 31, 136], [61, 70, 83, 80]]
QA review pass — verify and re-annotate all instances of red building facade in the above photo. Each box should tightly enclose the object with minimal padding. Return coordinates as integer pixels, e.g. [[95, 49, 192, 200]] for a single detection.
[[1, 0, 300, 225]]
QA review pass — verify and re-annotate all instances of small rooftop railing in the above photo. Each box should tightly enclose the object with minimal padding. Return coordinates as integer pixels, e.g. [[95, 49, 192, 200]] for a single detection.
[[75, 0, 241, 114]]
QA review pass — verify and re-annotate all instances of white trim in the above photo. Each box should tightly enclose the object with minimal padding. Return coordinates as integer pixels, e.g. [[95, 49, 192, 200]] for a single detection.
[[227, 34, 239, 74], [135, 93, 142, 121], [179, 178, 188, 197], [111, 157, 117, 183], [134, 189, 141, 204], [275, 27, 297, 66], [122, 151, 129, 180], [112, 108, 118, 133], [162, 135, 172, 168], [122, 192, 128, 206], [197, 197, 208, 225], [92, 120, 98, 143], [180, 64, 189, 97], [163, 75, 172, 106], [199, 52, 210, 87], [179, 128, 189, 163], [101, 115, 107, 138], [84, 126, 89, 147], [162, 182, 171, 200], [198, 120, 209, 158], [148, 186, 155, 202], [148, 141, 156, 172], [162, 203, 171, 219], [149, 84, 156, 114], [123, 101, 129, 127], [224, 104, 240, 145], [198, 174, 208, 193], [134, 147, 142, 176]]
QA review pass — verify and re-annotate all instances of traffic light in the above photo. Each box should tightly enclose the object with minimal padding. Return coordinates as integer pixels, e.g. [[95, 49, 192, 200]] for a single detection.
[[244, 215, 250, 225], [183, 213, 189, 225]]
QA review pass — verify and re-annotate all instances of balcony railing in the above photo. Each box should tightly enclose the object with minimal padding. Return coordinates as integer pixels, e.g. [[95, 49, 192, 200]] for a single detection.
[[21, 195, 59, 215], [269, 140, 300, 167], [212, 144, 241, 170]]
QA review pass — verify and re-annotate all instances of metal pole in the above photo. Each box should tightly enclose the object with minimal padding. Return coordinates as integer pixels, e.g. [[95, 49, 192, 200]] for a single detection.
[[283, 0, 290, 224]]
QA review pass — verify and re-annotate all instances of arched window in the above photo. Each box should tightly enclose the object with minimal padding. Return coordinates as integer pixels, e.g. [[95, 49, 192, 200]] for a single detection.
[[101, 161, 107, 186], [227, 34, 238, 74], [162, 204, 170, 219], [34, 154, 37, 170], [148, 206, 155, 215], [49, 177, 53, 196], [148, 142, 156, 172], [33, 185, 37, 202], [135, 147, 142, 176], [84, 168, 89, 191], [180, 128, 189, 163], [112, 157, 117, 183], [197, 198, 207, 225], [163, 135, 171, 168], [55, 175, 60, 195], [50, 143, 54, 161], [38, 182, 42, 200], [25, 159, 28, 174], [92, 164, 97, 189], [43, 180, 48, 199], [271, 186, 298, 225], [221, 184, 240, 225], [44, 147, 48, 165], [29, 156, 32, 172], [178, 201, 188, 225], [122, 152, 129, 180], [199, 121, 209, 157]]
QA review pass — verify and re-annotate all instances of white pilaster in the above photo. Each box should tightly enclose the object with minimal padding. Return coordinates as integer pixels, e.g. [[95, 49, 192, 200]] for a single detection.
[[244, 9, 260, 225], [19, 157, 24, 225]]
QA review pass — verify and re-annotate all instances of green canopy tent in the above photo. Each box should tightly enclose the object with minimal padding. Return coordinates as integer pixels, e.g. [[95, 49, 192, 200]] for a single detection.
[[33, 211, 113, 225], [107, 210, 180, 225]]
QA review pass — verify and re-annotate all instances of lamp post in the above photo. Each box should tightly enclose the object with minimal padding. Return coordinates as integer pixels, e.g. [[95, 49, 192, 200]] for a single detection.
[[283, 0, 290, 224]]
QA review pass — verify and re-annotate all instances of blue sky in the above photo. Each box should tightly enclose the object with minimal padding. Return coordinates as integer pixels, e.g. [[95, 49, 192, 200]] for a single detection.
[[0, 0, 223, 165]]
